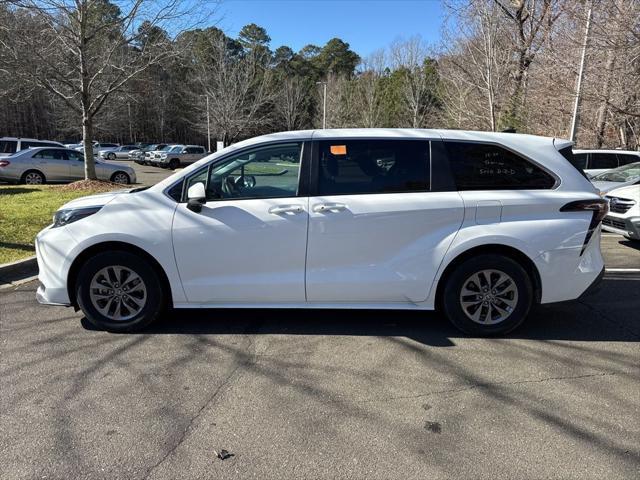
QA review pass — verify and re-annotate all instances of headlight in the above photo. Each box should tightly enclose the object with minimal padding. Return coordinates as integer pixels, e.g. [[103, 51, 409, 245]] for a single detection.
[[161, 153, 168, 158], [52, 206, 102, 228]]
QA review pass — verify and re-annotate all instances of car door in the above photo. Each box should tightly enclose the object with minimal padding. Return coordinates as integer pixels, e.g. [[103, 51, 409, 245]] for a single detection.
[[171, 141, 309, 304], [305, 138, 465, 303], [66, 149, 86, 179], [31, 149, 71, 181]]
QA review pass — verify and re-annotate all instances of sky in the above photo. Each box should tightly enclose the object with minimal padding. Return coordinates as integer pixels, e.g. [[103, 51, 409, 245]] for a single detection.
[[216, 0, 445, 58]]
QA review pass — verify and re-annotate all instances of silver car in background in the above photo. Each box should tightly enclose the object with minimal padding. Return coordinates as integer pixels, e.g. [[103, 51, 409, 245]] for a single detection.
[[0, 147, 136, 184], [99, 145, 138, 160]]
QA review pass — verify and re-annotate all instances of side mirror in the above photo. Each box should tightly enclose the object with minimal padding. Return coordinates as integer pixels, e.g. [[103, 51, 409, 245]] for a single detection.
[[187, 182, 206, 212]]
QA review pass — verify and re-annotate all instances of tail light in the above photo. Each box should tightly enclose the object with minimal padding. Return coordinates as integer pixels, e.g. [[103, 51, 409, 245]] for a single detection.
[[560, 199, 609, 255], [0, 160, 10, 167]]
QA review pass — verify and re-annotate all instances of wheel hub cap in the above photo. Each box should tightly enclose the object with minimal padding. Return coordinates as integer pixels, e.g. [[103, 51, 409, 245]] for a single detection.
[[459, 269, 519, 325], [89, 265, 147, 321]]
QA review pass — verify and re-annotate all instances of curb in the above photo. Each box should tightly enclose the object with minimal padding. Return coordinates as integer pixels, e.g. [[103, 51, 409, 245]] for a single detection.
[[0, 256, 38, 284]]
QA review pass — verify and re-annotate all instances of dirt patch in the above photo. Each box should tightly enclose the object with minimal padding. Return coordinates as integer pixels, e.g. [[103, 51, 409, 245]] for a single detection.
[[54, 180, 124, 192]]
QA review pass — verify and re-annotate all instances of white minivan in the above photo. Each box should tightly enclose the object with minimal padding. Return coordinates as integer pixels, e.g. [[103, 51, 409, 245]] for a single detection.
[[35, 129, 607, 336]]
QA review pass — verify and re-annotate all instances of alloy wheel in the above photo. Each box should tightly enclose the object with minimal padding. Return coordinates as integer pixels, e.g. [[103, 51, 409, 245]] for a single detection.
[[89, 265, 147, 321], [24, 172, 43, 184], [459, 269, 519, 325], [112, 172, 129, 184]]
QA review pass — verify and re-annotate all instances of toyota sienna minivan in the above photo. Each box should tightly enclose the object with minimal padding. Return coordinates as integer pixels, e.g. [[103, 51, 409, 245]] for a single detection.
[[35, 129, 607, 335]]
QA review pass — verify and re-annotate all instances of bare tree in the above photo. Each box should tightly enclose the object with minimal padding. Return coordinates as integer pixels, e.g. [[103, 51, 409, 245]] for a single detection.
[[353, 50, 386, 128], [322, 73, 356, 128], [3, 0, 211, 180], [492, 0, 563, 128], [390, 37, 441, 128], [440, 1, 512, 130], [195, 36, 273, 145], [274, 76, 308, 131]]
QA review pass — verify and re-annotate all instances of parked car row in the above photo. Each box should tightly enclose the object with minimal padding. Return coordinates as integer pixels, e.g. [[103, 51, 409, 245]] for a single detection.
[[134, 144, 208, 170], [0, 147, 136, 184]]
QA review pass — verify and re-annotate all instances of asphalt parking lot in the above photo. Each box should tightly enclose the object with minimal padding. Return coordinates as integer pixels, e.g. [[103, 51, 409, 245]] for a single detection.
[[2, 160, 639, 479], [1, 233, 639, 479]]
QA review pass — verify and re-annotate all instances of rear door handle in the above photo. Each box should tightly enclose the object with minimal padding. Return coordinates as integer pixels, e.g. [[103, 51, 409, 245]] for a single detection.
[[268, 205, 304, 215], [313, 203, 347, 213]]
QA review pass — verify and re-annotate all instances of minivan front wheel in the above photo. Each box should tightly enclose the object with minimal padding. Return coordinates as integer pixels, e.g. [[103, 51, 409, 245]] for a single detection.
[[442, 254, 533, 336], [76, 251, 165, 332]]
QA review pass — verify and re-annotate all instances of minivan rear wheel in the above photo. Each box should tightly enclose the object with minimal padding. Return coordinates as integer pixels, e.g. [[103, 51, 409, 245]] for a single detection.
[[442, 254, 533, 336], [76, 251, 165, 332]]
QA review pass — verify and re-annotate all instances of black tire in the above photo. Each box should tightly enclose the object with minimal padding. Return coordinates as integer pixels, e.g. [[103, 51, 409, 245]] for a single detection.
[[21, 169, 46, 185], [442, 254, 533, 336], [107, 152, 116, 160], [76, 251, 165, 332], [110, 171, 130, 184], [168, 158, 180, 170]]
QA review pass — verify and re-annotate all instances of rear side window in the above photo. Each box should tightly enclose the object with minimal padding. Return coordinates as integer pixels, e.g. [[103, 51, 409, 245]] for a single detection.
[[617, 153, 639, 166], [0, 140, 17, 154], [590, 152, 618, 169], [445, 142, 555, 190], [317, 140, 430, 195], [21, 141, 46, 150], [33, 149, 65, 160], [570, 152, 588, 170], [561, 148, 589, 179]]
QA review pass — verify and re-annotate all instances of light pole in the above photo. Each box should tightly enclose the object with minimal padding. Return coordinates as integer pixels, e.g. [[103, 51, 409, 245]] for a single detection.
[[316, 81, 327, 129]]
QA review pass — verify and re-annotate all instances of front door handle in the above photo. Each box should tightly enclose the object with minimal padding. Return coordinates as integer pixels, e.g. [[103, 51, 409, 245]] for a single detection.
[[268, 205, 304, 215], [312, 203, 347, 213]]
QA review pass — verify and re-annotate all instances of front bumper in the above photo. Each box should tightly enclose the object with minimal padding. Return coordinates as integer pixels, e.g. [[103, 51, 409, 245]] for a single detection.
[[602, 215, 640, 239], [35, 226, 78, 306]]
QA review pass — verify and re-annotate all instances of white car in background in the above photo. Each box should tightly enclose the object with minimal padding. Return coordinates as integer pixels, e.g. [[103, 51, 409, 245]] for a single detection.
[[602, 185, 640, 242], [74, 142, 120, 157], [591, 162, 640, 193], [0, 137, 64, 157], [35, 129, 607, 336], [572, 149, 640, 177]]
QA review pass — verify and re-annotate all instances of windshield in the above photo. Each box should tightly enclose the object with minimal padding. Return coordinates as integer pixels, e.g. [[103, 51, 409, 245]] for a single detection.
[[592, 162, 640, 182], [169, 146, 183, 153], [160, 145, 173, 152]]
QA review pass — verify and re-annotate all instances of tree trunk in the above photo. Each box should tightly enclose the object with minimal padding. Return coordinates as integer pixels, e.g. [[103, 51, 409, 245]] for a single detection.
[[82, 113, 97, 180], [595, 50, 616, 147]]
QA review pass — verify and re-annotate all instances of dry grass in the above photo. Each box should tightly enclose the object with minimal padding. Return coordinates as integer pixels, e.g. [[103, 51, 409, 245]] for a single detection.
[[0, 183, 119, 264]]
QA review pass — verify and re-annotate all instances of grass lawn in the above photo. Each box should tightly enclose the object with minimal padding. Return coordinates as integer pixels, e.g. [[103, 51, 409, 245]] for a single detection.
[[0, 184, 114, 264]]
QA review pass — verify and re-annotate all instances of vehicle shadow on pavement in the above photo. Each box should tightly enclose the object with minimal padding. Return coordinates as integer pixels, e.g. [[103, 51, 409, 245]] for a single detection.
[[83, 278, 640, 345], [620, 240, 640, 251]]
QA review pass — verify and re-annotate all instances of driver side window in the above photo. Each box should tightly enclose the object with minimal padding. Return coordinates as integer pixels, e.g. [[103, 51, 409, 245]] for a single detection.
[[188, 143, 302, 201]]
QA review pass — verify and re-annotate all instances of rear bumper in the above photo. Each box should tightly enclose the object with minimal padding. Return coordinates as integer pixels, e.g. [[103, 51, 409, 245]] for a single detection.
[[577, 265, 605, 299], [533, 230, 605, 304]]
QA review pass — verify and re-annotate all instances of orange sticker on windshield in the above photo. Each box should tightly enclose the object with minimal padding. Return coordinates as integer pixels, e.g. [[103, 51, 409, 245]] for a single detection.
[[330, 145, 347, 155]]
